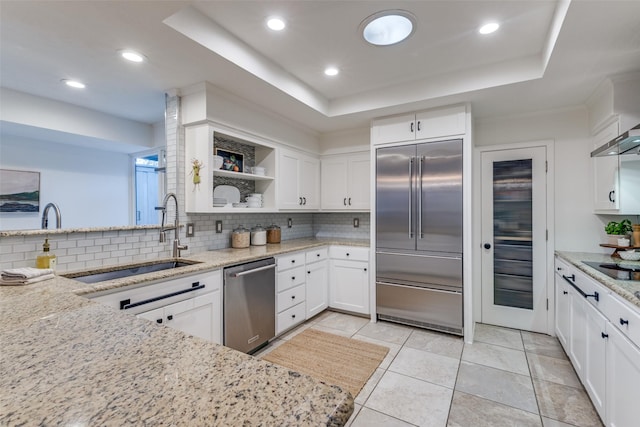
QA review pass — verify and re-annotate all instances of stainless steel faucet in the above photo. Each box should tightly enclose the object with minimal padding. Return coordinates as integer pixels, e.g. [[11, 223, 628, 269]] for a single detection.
[[159, 193, 188, 258], [41, 202, 62, 229]]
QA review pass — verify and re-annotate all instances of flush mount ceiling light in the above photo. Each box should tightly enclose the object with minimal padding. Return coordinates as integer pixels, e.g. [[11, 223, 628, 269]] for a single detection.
[[479, 22, 500, 35], [360, 10, 416, 46], [61, 79, 85, 89], [119, 49, 146, 63], [324, 67, 339, 76], [267, 17, 286, 31]]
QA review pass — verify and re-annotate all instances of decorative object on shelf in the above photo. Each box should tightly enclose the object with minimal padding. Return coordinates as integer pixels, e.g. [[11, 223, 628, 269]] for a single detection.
[[619, 250, 640, 261], [215, 148, 243, 173], [189, 159, 204, 189], [0, 169, 40, 213], [605, 219, 632, 244], [633, 224, 640, 247]]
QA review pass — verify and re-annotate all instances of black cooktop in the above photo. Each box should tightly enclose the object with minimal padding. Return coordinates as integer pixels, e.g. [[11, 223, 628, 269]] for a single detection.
[[583, 261, 640, 282]]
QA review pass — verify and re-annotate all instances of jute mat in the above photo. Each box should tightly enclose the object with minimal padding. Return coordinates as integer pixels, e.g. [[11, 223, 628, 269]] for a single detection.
[[261, 328, 389, 396]]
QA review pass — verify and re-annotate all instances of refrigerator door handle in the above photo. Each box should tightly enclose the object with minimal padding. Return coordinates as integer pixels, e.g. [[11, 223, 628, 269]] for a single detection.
[[418, 155, 423, 239], [408, 157, 414, 238]]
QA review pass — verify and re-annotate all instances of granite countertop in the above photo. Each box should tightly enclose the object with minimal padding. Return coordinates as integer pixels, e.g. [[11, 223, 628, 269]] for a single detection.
[[556, 251, 640, 309], [0, 238, 369, 425]]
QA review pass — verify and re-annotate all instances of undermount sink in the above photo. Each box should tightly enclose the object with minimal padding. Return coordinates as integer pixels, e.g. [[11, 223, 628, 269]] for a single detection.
[[62, 260, 202, 284]]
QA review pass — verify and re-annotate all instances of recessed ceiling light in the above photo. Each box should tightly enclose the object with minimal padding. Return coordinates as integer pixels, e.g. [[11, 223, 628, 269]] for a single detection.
[[324, 67, 339, 76], [120, 50, 146, 63], [360, 10, 416, 46], [61, 79, 85, 89], [267, 17, 286, 31], [479, 22, 500, 35]]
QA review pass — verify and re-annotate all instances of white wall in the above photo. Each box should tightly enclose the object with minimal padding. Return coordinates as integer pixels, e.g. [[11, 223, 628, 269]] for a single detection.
[[319, 127, 370, 155], [474, 107, 606, 253], [0, 135, 131, 230]]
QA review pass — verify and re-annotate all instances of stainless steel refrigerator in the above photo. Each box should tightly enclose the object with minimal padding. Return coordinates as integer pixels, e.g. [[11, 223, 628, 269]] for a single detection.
[[376, 139, 463, 335]]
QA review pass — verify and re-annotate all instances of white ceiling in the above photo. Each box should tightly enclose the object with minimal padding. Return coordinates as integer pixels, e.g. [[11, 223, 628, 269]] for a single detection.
[[1, 0, 639, 135]]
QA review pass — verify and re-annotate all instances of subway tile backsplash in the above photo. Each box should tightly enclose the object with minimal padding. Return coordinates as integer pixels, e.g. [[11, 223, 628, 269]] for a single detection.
[[0, 212, 370, 272]]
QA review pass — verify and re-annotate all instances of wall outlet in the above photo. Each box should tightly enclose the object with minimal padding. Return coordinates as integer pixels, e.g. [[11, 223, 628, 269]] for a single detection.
[[186, 223, 195, 237], [216, 220, 223, 233], [287, 218, 293, 228], [353, 218, 359, 228]]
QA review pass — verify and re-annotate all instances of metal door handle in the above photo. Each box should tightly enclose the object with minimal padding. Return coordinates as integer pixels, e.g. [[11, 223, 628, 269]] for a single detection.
[[303, 197, 307, 205], [344, 198, 347, 206], [299, 197, 303, 205], [418, 156, 423, 239], [601, 332, 608, 339], [410, 122, 414, 133], [620, 318, 629, 326], [484, 243, 491, 249], [231, 263, 276, 277], [609, 190, 615, 202], [417, 121, 421, 132], [348, 197, 351, 205], [167, 315, 173, 321], [409, 157, 414, 238]]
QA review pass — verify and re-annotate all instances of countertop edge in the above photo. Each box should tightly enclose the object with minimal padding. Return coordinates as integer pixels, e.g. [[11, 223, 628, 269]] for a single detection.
[[555, 251, 640, 309]]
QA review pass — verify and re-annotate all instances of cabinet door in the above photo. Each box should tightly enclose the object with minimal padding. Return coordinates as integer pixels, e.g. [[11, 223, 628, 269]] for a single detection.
[[593, 120, 620, 211], [606, 324, 640, 427], [278, 149, 301, 209], [306, 260, 328, 318], [165, 291, 221, 344], [137, 307, 164, 324], [568, 286, 587, 379], [371, 113, 416, 145], [329, 259, 369, 314], [300, 154, 320, 209], [348, 154, 371, 210], [555, 273, 571, 350], [415, 105, 466, 139], [321, 157, 349, 209], [584, 302, 607, 421]]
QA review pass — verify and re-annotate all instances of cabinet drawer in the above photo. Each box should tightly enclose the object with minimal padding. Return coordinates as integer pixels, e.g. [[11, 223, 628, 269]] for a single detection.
[[555, 257, 573, 277], [306, 247, 328, 264], [329, 246, 369, 262], [276, 302, 306, 335], [277, 252, 306, 272], [277, 266, 306, 292], [277, 284, 306, 313], [574, 269, 608, 310], [603, 294, 640, 348]]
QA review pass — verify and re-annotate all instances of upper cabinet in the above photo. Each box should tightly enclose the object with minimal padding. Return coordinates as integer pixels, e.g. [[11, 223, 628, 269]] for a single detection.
[[184, 124, 276, 213], [278, 148, 320, 210], [321, 153, 370, 210], [592, 118, 640, 215], [371, 105, 466, 145]]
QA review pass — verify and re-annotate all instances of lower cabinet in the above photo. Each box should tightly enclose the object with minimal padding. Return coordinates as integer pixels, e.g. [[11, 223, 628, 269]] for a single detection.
[[275, 251, 308, 335], [306, 259, 328, 318], [329, 246, 370, 315], [605, 324, 640, 427], [137, 291, 221, 343], [555, 256, 640, 426]]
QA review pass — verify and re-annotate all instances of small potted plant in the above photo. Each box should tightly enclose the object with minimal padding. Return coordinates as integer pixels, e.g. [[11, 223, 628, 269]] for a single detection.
[[605, 219, 632, 245]]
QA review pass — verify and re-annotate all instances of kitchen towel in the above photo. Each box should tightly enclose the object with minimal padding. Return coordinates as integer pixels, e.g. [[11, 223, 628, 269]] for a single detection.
[[1, 267, 55, 286]]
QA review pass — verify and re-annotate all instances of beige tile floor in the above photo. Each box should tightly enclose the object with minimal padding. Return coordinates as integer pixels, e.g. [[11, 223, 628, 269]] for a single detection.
[[256, 311, 603, 427]]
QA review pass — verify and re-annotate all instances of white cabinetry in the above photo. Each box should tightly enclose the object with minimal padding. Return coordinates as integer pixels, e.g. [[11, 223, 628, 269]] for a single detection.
[[184, 124, 276, 213], [593, 119, 620, 212], [275, 252, 307, 334], [278, 148, 320, 210], [90, 269, 223, 344], [554, 255, 640, 426], [592, 118, 640, 215], [321, 153, 370, 210], [305, 248, 328, 318], [329, 246, 370, 315], [371, 105, 466, 145]]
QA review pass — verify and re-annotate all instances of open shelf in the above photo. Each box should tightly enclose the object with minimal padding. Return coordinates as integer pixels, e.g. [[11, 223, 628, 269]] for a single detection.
[[213, 169, 274, 181]]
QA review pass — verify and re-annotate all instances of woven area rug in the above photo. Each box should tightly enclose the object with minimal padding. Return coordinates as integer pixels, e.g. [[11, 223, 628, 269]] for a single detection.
[[261, 328, 389, 396]]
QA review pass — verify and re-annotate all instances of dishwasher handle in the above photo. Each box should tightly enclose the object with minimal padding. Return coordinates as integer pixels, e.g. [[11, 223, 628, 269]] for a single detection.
[[230, 263, 276, 278]]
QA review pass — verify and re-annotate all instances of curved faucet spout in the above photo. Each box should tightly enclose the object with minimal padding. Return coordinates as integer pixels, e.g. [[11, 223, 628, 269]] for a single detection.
[[159, 193, 187, 257], [41, 203, 62, 229]]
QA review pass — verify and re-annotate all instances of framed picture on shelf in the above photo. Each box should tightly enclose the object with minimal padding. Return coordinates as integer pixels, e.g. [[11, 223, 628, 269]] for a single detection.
[[214, 148, 243, 173]]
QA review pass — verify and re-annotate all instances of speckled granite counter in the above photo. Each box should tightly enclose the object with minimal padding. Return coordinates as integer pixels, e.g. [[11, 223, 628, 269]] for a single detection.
[[0, 238, 368, 425], [556, 251, 640, 309]]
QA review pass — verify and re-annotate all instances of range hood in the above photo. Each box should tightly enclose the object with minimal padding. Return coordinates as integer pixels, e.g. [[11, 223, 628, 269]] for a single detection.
[[591, 123, 640, 157]]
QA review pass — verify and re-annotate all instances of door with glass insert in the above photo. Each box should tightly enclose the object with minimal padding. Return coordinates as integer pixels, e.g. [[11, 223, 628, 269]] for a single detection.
[[481, 146, 547, 332]]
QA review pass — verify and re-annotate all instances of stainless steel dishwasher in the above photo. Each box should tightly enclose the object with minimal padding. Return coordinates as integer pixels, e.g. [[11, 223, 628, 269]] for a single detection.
[[223, 257, 276, 354]]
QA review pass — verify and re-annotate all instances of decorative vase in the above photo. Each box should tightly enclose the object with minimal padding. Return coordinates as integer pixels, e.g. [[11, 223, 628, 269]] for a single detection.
[[608, 234, 624, 245], [633, 224, 640, 247]]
